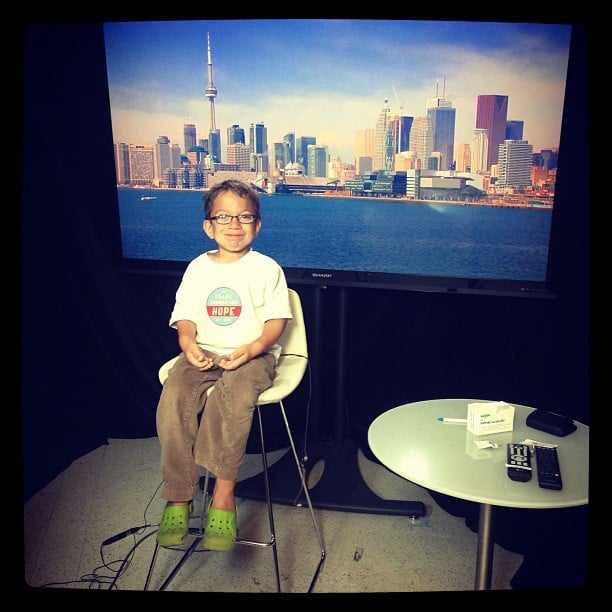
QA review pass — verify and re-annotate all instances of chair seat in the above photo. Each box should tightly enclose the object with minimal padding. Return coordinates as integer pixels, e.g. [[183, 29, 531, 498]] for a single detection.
[[258, 355, 307, 404]]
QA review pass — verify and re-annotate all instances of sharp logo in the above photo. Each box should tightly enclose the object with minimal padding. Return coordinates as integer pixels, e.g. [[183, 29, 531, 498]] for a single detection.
[[311, 272, 333, 278]]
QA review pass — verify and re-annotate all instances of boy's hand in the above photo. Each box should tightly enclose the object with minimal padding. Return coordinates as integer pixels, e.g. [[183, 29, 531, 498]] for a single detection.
[[185, 346, 215, 371], [217, 344, 254, 370]]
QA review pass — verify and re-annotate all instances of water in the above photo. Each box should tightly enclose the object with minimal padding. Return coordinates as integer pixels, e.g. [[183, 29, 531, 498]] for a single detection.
[[117, 187, 552, 281]]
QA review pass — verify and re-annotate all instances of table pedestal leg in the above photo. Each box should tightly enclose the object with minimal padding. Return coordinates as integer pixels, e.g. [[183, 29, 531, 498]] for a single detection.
[[474, 503, 495, 590]]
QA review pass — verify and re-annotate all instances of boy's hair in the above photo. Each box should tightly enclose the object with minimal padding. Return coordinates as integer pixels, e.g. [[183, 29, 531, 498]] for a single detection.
[[203, 179, 261, 219]]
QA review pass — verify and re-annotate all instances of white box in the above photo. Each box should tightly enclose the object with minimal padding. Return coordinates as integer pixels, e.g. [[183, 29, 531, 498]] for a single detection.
[[467, 401, 515, 436]]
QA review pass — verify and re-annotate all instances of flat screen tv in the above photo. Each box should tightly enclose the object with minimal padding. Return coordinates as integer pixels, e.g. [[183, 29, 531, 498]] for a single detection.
[[102, 18, 586, 298]]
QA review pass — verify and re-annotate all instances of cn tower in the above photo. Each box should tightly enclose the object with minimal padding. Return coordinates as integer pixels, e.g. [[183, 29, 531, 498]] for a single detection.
[[205, 32, 217, 131]]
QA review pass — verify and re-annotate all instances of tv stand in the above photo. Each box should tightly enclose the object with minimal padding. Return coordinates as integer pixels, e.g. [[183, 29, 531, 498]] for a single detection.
[[236, 285, 426, 518]]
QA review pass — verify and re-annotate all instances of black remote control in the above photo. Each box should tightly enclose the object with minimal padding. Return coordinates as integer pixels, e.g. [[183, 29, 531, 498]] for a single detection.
[[535, 444, 562, 490], [506, 443, 532, 482]]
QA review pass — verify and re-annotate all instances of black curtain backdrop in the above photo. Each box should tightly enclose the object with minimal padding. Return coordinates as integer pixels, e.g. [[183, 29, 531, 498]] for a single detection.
[[21, 22, 590, 505]]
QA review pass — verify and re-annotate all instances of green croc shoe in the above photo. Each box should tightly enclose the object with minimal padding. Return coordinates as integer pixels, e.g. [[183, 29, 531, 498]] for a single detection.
[[157, 501, 193, 547], [202, 499, 237, 552]]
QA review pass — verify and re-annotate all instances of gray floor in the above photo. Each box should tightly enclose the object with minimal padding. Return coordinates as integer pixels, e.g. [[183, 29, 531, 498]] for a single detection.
[[23, 437, 523, 593]]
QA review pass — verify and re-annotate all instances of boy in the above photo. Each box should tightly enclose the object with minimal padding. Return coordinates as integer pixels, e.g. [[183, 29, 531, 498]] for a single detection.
[[155, 179, 292, 551]]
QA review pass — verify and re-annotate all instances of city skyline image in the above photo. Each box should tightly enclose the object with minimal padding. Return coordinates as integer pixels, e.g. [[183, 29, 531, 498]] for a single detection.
[[103, 19, 572, 165]]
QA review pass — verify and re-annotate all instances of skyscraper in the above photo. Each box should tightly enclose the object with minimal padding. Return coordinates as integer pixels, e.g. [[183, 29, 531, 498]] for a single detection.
[[273, 141, 290, 170], [227, 124, 246, 145], [506, 120, 524, 141], [394, 116, 413, 155], [373, 99, 391, 172], [171, 144, 182, 168], [454, 142, 471, 173], [355, 128, 375, 175], [283, 132, 295, 164], [427, 94, 456, 171], [114, 142, 130, 185], [471, 128, 489, 173], [127, 144, 155, 186], [296, 136, 316, 174], [183, 124, 197, 155], [476, 95, 508, 171], [409, 116, 433, 168], [249, 122, 268, 155], [226, 143, 251, 171], [154, 136, 172, 185], [307, 144, 328, 178], [249, 122, 268, 174], [497, 140, 533, 189]]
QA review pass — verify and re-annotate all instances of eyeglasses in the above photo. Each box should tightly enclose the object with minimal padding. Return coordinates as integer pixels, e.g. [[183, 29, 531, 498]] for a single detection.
[[207, 214, 259, 225]]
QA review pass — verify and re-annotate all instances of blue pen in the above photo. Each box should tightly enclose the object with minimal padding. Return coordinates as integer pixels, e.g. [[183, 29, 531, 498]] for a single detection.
[[437, 417, 467, 423]]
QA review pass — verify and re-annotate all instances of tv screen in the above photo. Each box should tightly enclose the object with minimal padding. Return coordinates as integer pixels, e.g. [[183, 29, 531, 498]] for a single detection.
[[103, 19, 577, 298]]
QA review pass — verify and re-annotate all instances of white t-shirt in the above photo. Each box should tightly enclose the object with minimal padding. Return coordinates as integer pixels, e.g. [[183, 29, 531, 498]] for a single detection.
[[169, 249, 292, 361]]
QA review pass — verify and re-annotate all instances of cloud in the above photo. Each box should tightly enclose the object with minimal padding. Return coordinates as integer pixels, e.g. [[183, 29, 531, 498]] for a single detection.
[[107, 20, 570, 162]]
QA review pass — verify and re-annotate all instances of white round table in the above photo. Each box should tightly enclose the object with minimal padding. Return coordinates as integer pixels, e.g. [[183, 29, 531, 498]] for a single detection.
[[368, 398, 589, 589]]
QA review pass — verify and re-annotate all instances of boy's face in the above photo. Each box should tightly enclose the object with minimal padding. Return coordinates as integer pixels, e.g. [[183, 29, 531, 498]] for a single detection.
[[203, 191, 261, 260]]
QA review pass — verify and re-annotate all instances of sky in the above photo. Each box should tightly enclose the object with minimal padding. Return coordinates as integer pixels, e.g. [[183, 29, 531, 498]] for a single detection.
[[103, 19, 572, 164]]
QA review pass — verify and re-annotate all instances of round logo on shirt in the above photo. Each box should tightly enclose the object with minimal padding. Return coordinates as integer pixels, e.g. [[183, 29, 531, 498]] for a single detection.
[[207, 287, 242, 326]]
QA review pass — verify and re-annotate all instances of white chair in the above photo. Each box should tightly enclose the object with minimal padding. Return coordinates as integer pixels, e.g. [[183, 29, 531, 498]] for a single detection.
[[144, 288, 326, 592]]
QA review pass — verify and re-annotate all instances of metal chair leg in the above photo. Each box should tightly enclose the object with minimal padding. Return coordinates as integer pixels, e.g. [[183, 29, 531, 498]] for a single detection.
[[277, 400, 326, 593], [145, 538, 201, 591], [232, 406, 281, 592]]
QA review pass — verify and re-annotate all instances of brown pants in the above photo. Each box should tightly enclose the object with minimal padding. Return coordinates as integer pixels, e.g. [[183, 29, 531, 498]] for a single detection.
[[156, 351, 276, 502]]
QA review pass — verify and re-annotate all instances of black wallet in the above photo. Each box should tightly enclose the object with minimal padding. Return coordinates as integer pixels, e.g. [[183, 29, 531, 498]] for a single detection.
[[525, 409, 577, 437]]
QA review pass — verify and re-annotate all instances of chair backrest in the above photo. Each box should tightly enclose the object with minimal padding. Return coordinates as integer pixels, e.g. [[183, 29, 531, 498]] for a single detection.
[[254, 288, 308, 405], [278, 288, 308, 359]]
